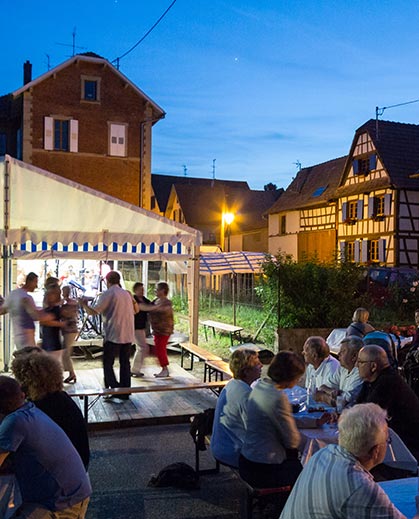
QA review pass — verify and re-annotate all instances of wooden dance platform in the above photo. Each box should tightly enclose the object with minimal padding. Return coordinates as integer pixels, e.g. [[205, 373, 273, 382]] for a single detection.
[[65, 362, 219, 429]]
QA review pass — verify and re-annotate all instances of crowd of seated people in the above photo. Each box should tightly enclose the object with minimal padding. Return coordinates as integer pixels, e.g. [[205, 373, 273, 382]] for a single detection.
[[210, 310, 419, 518]]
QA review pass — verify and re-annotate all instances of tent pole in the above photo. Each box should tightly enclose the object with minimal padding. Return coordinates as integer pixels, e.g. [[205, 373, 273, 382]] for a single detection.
[[188, 245, 200, 344], [2, 158, 11, 371]]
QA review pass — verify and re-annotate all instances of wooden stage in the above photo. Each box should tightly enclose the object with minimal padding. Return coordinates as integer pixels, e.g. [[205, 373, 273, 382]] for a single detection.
[[66, 363, 219, 429]]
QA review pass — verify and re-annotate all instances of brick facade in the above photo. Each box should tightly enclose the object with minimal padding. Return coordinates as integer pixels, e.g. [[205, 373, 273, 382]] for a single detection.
[[0, 54, 164, 208]]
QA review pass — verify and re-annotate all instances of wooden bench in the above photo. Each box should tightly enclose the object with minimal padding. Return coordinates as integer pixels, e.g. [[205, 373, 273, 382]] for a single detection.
[[68, 380, 227, 423], [242, 481, 292, 519], [200, 319, 243, 347], [204, 360, 232, 382], [180, 342, 222, 371]]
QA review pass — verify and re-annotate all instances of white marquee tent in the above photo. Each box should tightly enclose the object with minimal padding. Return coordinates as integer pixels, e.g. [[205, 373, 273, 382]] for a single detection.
[[0, 155, 201, 368]]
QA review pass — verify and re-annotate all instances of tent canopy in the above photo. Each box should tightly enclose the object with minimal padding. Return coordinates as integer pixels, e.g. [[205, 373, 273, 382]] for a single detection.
[[167, 251, 268, 276], [0, 156, 201, 260], [199, 251, 268, 275]]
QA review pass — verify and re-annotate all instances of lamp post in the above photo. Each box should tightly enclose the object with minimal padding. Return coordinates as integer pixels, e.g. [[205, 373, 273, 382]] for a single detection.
[[223, 212, 234, 252]]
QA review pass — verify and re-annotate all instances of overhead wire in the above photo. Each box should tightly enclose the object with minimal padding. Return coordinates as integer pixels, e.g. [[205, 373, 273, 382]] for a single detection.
[[112, 0, 178, 66]]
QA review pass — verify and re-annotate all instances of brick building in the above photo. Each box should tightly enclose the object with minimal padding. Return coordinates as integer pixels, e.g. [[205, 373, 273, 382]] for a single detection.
[[0, 53, 165, 208]]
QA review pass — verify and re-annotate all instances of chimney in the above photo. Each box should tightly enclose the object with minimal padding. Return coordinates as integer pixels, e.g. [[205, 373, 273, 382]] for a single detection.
[[23, 60, 32, 85]]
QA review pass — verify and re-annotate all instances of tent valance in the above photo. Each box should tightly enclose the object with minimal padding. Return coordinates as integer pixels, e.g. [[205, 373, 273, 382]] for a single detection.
[[0, 156, 201, 260]]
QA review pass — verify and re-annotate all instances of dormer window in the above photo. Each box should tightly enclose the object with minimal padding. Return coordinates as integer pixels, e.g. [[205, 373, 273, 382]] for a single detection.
[[353, 154, 377, 176], [81, 76, 101, 102]]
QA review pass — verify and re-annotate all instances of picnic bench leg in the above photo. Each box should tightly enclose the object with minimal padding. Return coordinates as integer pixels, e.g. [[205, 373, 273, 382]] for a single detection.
[[204, 325, 208, 342], [180, 346, 185, 368], [83, 396, 89, 424]]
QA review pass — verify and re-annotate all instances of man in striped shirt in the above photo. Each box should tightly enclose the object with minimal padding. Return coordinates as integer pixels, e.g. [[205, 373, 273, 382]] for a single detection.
[[280, 403, 407, 519]]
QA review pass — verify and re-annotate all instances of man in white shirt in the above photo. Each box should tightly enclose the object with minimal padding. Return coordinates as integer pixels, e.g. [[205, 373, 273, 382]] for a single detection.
[[315, 335, 364, 407], [302, 336, 339, 392], [80, 271, 135, 399]]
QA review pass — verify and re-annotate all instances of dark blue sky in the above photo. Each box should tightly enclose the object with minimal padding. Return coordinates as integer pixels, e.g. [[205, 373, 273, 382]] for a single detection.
[[2, 0, 419, 189]]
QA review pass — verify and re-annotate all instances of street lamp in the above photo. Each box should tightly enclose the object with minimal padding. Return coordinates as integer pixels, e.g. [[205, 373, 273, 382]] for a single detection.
[[223, 212, 234, 252]]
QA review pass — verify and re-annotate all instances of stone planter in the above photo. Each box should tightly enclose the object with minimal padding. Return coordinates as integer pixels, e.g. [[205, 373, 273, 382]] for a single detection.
[[275, 328, 333, 354]]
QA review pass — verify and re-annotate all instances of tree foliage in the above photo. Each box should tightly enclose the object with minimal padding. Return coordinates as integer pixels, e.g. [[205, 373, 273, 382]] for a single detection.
[[257, 251, 370, 328]]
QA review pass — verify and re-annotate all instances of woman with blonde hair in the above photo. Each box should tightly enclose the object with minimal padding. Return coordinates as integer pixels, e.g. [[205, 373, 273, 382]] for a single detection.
[[346, 307, 375, 338], [211, 349, 262, 468], [12, 349, 90, 469]]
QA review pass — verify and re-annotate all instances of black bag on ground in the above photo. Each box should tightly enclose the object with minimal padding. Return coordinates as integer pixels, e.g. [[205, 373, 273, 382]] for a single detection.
[[148, 462, 199, 489], [189, 408, 215, 451]]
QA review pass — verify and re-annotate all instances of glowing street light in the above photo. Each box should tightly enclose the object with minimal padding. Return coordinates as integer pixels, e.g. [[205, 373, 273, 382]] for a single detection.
[[223, 212, 235, 251]]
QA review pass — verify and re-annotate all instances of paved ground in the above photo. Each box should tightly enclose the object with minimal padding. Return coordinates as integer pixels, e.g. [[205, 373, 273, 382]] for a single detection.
[[86, 423, 244, 519]]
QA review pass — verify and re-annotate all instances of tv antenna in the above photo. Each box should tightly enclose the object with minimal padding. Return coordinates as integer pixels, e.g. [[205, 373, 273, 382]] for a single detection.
[[212, 159, 216, 180], [182, 165, 187, 176], [56, 27, 86, 57], [293, 160, 302, 172]]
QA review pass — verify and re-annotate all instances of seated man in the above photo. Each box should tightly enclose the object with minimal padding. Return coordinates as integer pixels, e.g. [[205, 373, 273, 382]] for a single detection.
[[280, 403, 407, 519], [357, 344, 419, 461], [302, 336, 339, 391], [315, 335, 364, 408], [210, 349, 262, 468], [0, 376, 92, 518]]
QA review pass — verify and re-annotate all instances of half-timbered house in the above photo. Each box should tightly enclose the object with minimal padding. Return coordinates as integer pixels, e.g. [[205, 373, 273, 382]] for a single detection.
[[337, 119, 419, 267], [268, 157, 346, 261]]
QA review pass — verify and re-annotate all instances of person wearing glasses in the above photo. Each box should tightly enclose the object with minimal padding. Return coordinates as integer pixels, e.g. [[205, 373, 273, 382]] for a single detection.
[[357, 345, 419, 461], [280, 403, 407, 519]]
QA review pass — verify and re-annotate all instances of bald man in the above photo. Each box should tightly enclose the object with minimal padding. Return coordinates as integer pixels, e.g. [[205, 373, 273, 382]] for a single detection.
[[357, 345, 419, 461]]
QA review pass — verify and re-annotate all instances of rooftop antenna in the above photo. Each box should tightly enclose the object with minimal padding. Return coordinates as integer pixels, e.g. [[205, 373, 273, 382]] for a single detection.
[[293, 160, 302, 172], [375, 97, 419, 140], [45, 54, 51, 71], [212, 159, 216, 179], [56, 27, 86, 57], [182, 165, 187, 176]]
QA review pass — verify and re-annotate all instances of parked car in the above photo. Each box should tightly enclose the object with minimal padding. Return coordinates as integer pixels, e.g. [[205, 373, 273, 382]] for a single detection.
[[359, 266, 419, 304]]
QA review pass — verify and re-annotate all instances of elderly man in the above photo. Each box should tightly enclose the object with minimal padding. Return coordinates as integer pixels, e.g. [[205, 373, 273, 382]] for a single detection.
[[280, 403, 407, 519], [357, 344, 419, 460], [302, 336, 339, 392], [80, 270, 135, 398], [315, 335, 364, 407], [0, 376, 91, 518]]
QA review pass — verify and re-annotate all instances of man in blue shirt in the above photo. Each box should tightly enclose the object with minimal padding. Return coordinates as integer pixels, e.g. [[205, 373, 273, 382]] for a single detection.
[[280, 403, 407, 519], [0, 376, 91, 518]]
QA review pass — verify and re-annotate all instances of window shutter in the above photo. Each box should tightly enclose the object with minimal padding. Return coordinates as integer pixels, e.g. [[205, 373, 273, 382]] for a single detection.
[[352, 160, 359, 175], [109, 124, 126, 157], [378, 239, 386, 262], [339, 242, 346, 261], [369, 154, 377, 171], [354, 240, 360, 263], [368, 197, 376, 218], [341, 202, 348, 222], [69, 119, 78, 153], [384, 193, 392, 215], [361, 240, 369, 263], [356, 199, 364, 220], [44, 116, 53, 150]]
